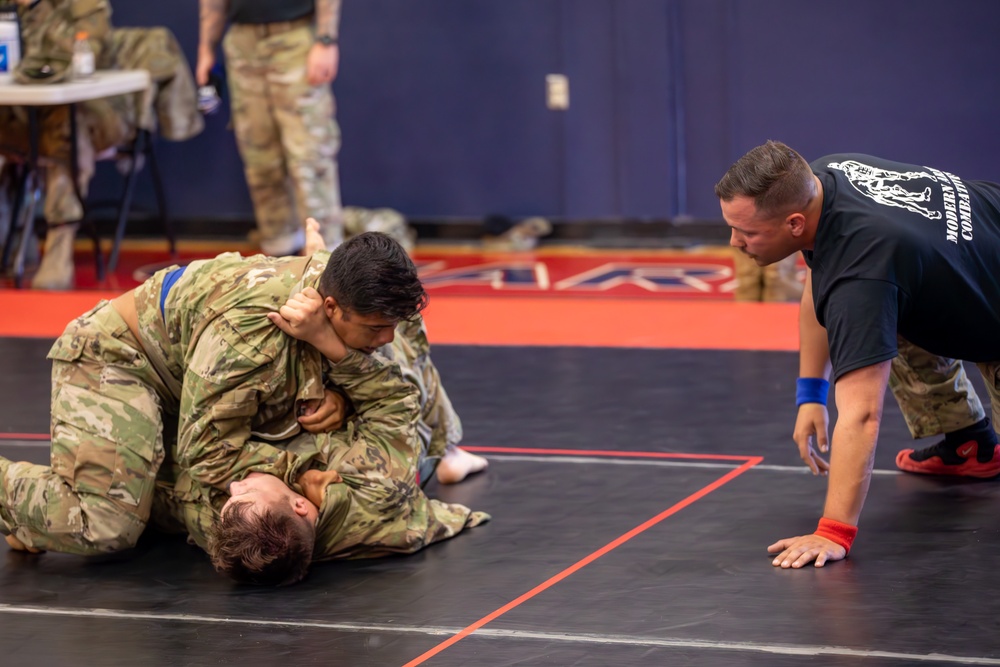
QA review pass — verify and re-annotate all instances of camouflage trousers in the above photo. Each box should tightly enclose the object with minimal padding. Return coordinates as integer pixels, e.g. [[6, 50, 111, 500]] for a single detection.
[[888, 336, 1000, 439], [0, 99, 129, 225], [732, 250, 803, 302], [390, 317, 463, 462], [224, 18, 343, 250], [0, 301, 168, 554]]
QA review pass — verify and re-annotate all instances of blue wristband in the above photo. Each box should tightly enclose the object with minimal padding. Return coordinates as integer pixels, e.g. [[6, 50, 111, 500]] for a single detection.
[[796, 378, 829, 407]]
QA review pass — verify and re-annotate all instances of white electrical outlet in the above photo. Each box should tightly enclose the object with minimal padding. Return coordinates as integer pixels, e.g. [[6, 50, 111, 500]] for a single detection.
[[546, 74, 569, 110]]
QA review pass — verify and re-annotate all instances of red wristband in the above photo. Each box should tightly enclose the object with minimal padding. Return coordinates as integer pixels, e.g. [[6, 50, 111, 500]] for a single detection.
[[814, 517, 858, 554]]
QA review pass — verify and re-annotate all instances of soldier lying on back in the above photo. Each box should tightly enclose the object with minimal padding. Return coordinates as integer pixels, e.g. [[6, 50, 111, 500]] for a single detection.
[[155, 299, 490, 584]]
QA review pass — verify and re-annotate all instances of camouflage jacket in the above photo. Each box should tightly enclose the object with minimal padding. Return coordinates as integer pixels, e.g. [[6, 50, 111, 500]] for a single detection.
[[135, 252, 332, 493], [15, 0, 113, 84], [14, 1, 200, 147], [154, 333, 489, 561], [306, 349, 489, 561], [108, 26, 203, 142]]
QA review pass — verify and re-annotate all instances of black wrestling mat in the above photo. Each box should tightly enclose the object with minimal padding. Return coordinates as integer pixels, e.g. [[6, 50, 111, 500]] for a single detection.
[[1, 341, 999, 666]]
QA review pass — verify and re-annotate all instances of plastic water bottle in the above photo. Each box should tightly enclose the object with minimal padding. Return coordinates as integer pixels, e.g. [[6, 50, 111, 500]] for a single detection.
[[0, 8, 20, 76], [72, 31, 95, 80]]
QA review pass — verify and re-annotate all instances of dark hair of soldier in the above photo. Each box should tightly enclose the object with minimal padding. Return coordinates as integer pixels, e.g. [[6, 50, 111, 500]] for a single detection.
[[209, 502, 315, 586], [318, 231, 429, 321], [714, 139, 815, 218]]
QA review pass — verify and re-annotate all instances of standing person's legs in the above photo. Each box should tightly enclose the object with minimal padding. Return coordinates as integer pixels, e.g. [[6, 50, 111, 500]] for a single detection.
[[732, 248, 764, 301], [30, 97, 126, 290], [892, 337, 999, 476], [30, 106, 85, 290], [762, 254, 803, 302], [267, 24, 343, 250], [224, 25, 299, 256], [0, 302, 169, 553]]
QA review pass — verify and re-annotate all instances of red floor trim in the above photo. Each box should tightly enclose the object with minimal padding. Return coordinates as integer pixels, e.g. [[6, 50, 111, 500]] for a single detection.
[[464, 445, 754, 462], [0, 290, 799, 351]]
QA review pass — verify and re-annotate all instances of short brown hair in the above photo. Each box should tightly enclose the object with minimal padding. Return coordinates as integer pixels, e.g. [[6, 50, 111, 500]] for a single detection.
[[715, 140, 816, 218], [209, 502, 315, 586]]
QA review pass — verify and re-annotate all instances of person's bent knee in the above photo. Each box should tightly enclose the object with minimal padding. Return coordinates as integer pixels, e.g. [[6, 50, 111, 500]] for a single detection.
[[74, 509, 147, 555]]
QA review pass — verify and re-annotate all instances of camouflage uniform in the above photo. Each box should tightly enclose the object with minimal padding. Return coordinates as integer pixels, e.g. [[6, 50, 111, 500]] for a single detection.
[[0, 0, 128, 225], [732, 249, 803, 302], [0, 252, 333, 553], [224, 17, 342, 253], [889, 336, 988, 439], [0, 250, 483, 556], [343, 207, 416, 253], [0, 1, 201, 289], [158, 334, 488, 560]]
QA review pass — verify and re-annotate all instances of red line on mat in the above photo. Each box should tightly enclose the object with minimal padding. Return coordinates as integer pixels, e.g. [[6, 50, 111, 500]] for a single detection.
[[0, 437, 759, 465], [463, 445, 753, 462], [401, 456, 764, 667]]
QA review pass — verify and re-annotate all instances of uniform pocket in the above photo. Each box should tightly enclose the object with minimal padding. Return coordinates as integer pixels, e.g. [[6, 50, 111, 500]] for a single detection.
[[50, 383, 163, 508], [47, 334, 85, 363], [210, 388, 259, 420]]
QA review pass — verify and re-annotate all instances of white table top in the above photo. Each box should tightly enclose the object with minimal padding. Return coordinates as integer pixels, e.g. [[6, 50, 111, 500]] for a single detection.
[[0, 69, 150, 105]]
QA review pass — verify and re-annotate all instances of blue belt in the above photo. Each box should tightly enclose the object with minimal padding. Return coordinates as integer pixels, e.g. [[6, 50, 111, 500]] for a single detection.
[[160, 265, 187, 316]]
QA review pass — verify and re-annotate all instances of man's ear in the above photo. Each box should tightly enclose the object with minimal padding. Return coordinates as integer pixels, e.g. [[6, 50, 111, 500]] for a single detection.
[[292, 496, 313, 517], [323, 296, 339, 320], [787, 212, 807, 237]]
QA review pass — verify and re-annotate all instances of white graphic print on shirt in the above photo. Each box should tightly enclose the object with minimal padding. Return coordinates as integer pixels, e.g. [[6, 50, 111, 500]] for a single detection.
[[828, 160, 940, 220], [829, 160, 973, 243]]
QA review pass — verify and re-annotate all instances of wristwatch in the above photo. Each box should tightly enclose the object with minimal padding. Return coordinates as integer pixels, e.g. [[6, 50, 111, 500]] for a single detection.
[[315, 34, 337, 47]]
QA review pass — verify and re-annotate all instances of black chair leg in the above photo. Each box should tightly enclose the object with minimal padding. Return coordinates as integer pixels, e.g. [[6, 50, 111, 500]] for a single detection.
[[145, 132, 174, 258], [88, 218, 105, 281], [1, 163, 28, 273], [12, 169, 40, 288], [107, 130, 145, 274]]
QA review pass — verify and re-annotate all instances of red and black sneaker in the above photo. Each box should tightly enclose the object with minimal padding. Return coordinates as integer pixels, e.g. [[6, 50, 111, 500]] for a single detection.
[[896, 439, 1000, 478]]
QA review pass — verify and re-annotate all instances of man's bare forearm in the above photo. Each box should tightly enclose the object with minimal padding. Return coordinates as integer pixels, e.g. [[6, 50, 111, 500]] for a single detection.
[[315, 0, 342, 39], [822, 361, 890, 525], [823, 414, 879, 525], [199, 0, 229, 51]]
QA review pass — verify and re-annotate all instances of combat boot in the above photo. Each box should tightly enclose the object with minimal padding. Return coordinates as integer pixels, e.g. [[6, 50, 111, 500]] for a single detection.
[[31, 222, 77, 290]]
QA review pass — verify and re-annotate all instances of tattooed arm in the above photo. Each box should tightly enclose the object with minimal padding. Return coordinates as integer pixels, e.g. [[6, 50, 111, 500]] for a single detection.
[[196, 0, 229, 86], [315, 0, 342, 39], [308, 0, 342, 85]]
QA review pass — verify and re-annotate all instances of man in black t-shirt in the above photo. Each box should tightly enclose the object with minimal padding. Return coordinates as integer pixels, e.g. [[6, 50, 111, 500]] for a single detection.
[[715, 140, 1000, 570]]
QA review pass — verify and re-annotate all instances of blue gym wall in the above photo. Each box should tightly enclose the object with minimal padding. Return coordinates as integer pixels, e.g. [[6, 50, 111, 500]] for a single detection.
[[101, 0, 1000, 226]]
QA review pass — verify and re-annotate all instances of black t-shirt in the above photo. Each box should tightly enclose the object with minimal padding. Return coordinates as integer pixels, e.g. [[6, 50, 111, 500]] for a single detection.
[[228, 0, 314, 25], [804, 153, 1000, 380]]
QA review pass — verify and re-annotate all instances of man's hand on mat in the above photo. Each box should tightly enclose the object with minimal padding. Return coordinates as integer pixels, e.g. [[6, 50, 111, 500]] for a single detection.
[[767, 534, 845, 568], [793, 403, 831, 476], [298, 388, 347, 433], [5, 534, 42, 554]]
